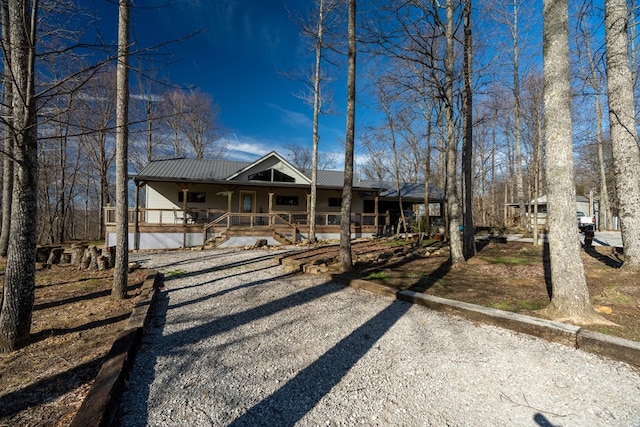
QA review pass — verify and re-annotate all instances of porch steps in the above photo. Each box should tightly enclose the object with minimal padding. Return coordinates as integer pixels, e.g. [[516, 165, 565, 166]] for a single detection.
[[273, 231, 294, 245], [203, 234, 229, 249]]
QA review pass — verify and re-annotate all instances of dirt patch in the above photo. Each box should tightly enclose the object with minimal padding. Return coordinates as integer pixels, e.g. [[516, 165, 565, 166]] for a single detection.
[[0, 264, 149, 427], [284, 239, 640, 342]]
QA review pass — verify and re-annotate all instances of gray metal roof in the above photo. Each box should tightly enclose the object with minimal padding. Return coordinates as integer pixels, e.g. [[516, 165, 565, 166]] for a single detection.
[[378, 182, 444, 201], [134, 158, 251, 181], [132, 156, 444, 201]]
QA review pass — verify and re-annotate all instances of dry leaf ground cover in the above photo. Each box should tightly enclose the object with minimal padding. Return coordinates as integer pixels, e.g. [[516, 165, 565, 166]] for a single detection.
[[0, 264, 148, 427]]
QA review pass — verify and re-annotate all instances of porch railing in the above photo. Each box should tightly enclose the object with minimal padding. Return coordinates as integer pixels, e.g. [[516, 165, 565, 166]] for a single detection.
[[203, 212, 297, 244], [104, 207, 226, 225], [105, 207, 383, 228]]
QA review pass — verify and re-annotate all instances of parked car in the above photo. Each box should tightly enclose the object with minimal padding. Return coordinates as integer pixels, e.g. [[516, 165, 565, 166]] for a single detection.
[[577, 211, 595, 232]]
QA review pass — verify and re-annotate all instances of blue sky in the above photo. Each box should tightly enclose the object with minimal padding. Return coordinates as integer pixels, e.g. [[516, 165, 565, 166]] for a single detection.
[[95, 0, 347, 162]]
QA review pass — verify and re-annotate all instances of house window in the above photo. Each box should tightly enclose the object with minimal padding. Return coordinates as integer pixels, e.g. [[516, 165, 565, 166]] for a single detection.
[[248, 169, 271, 181], [248, 168, 295, 183], [178, 192, 206, 203], [328, 197, 342, 207], [276, 195, 299, 206]]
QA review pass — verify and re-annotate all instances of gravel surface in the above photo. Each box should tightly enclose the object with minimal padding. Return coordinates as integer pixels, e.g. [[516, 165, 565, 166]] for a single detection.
[[118, 249, 640, 427]]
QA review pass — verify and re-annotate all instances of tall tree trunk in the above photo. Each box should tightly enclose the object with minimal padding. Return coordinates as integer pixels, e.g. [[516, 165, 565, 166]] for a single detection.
[[512, 0, 526, 229], [604, 0, 640, 268], [0, 0, 13, 257], [444, 0, 464, 265], [340, 0, 355, 271], [542, 0, 605, 323], [113, 0, 129, 299], [309, 0, 325, 244], [462, 0, 475, 258], [0, 0, 38, 353]]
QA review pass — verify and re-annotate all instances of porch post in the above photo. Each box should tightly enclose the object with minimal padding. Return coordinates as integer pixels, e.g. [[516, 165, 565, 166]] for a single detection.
[[134, 180, 140, 250], [306, 193, 311, 223], [374, 193, 379, 232], [182, 188, 188, 248], [226, 191, 232, 213], [268, 192, 274, 226]]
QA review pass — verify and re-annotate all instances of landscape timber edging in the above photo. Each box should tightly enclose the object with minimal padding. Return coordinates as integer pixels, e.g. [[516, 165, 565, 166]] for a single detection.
[[69, 271, 161, 427], [333, 274, 640, 367]]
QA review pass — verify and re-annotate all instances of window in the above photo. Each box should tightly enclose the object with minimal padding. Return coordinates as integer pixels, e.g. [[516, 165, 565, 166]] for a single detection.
[[248, 168, 295, 183], [178, 192, 206, 203], [248, 170, 271, 181], [328, 197, 342, 207], [276, 195, 299, 206], [273, 169, 295, 182]]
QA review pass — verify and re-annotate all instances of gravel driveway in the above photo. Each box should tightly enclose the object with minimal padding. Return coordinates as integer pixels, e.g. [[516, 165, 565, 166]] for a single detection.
[[118, 249, 640, 426]]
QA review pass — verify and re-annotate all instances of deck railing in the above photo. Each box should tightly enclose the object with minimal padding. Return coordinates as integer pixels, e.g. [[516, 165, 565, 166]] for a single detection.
[[104, 207, 227, 225], [105, 207, 382, 228], [203, 212, 297, 243]]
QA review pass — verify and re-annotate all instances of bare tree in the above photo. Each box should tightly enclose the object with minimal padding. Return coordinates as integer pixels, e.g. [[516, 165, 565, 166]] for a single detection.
[[76, 69, 117, 239], [112, 0, 129, 299], [0, 0, 13, 257], [162, 88, 224, 159], [541, 0, 605, 323], [604, 0, 640, 268], [0, 0, 39, 352], [462, 0, 475, 258], [284, 143, 337, 171], [181, 90, 224, 159], [575, 3, 612, 231], [340, 0, 355, 271], [443, 0, 464, 265]]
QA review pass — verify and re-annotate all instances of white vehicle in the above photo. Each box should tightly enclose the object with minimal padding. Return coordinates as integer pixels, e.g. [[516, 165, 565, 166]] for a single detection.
[[577, 211, 595, 232]]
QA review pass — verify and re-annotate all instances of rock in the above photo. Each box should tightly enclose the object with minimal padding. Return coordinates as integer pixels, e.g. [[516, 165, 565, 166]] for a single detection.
[[594, 305, 613, 315]]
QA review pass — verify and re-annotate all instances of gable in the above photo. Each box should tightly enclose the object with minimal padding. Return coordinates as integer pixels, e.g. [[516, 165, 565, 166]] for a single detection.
[[226, 152, 311, 184]]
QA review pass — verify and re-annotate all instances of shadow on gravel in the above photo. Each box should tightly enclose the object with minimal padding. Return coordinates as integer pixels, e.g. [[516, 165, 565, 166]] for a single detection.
[[161, 253, 283, 283], [228, 299, 412, 426]]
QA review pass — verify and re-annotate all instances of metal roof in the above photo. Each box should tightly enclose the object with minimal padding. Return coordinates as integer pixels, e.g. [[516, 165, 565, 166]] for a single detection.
[[132, 156, 444, 200], [378, 182, 444, 201], [134, 158, 251, 182]]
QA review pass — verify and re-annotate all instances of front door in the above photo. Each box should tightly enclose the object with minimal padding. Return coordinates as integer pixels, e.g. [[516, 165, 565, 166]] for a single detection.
[[239, 191, 255, 224]]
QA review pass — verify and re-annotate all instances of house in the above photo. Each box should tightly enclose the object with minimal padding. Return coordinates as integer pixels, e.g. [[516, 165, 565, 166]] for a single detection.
[[507, 194, 594, 228], [104, 151, 444, 249]]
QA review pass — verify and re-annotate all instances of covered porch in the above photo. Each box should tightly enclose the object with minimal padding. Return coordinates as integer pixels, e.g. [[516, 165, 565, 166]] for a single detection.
[[104, 207, 384, 250]]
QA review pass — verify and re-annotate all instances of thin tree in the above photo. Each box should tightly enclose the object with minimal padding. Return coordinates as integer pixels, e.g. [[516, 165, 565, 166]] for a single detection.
[[309, 0, 325, 244], [541, 0, 606, 323], [604, 0, 640, 268], [576, 3, 612, 231], [443, 0, 464, 265], [462, 0, 475, 258], [112, 0, 129, 299], [0, 0, 13, 257], [0, 0, 39, 352], [340, 0, 355, 271]]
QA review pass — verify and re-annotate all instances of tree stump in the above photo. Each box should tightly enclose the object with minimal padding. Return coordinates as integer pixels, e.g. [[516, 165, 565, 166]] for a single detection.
[[97, 255, 109, 271], [71, 244, 87, 265], [36, 246, 53, 263], [60, 252, 72, 264], [46, 247, 64, 266], [105, 246, 116, 268]]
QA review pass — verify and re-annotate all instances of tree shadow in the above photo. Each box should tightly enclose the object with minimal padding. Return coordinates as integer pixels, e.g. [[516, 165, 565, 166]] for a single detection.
[[534, 413, 560, 427], [0, 357, 103, 419], [228, 299, 411, 426], [29, 313, 131, 344], [584, 245, 623, 268], [408, 260, 452, 293], [542, 242, 552, 300], [33, 279, 145, 311], [117, 266, 412, 426]]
